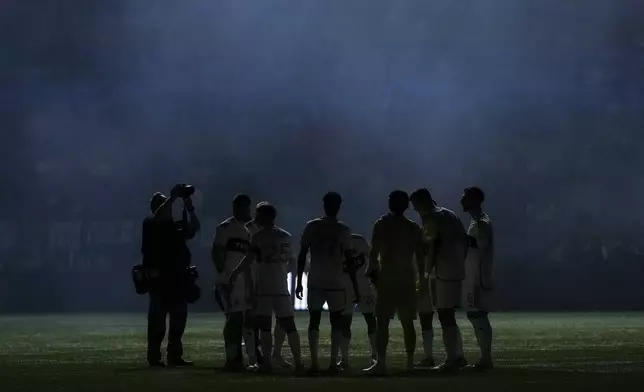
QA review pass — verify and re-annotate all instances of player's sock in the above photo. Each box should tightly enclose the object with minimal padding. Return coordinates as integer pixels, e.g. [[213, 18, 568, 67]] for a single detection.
[[376, 326, 389, 365], [422, 329, 434, 360], [369, 333, 377, 360], [442, 325, 463, 363], [471, 316, 493, 363], [330, 328, 342, 366], [243, 327, 257, 366], [456, 328, 465, 359], [308, 329, 320, 368], [260, 330, 273, 367], [340, 328, 351, 364], [287, 331, 302, 366], [273, 323, 286, 359]]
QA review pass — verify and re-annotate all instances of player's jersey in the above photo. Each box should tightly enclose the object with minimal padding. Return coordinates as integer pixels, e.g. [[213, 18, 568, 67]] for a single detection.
[[301, 217, 352, 290], [368, 213, 424, 288], [245, 220, 260, 236], [251, 226, 293, 296], [344, 234, 374, 297], [212, 217, 251, 284], [465, 213, 494, 290], [420, 206, 467, 281]]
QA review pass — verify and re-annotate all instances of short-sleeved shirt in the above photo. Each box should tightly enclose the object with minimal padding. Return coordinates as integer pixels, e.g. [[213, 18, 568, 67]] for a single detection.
[[369, 213, 424, 290], [420, 206, 467, 281], [251, 226, 294, 296], [465, 213, 494, 290], [212, 217, 251, 284], [344, 234, 373, 296], [300, 217, 352, 290]]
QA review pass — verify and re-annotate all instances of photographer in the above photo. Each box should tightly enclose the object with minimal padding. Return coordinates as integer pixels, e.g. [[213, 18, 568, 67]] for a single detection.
[[141, 184, 201, 367]]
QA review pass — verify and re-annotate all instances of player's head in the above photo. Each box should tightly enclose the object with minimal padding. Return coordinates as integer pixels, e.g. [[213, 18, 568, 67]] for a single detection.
[[232, 194, 252, 222], [255, 202, 277, 227], [388, 190, 409, 214], [461, 186, 485, 212], [323, 192, 342, 217], [410, 188, 434, 215], [149, 192, 168, 213]]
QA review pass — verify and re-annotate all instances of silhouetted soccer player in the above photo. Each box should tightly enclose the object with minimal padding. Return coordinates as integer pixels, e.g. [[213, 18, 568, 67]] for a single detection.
[[460, 186, 495, 371], [246, 205, 290, 368], [230, 202, 304, 373], [295, 192, 360, 373], [336, 233, 378, 370], [363, 190, 425, 375], [141, 184, 200, 367], [410, 188, 467, 372], [212, 194, 261, 370]]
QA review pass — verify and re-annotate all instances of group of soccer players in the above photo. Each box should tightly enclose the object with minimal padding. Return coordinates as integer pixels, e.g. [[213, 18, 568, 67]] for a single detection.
[[211, 186, 494, 376]]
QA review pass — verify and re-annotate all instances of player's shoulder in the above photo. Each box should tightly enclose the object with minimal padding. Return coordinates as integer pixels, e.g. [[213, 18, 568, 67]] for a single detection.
[[350, 233, 366, 241], [217, 216, 234, 229], [336, 219, 351, 231], [304, 217, 323, 228], [374, 213, 389, 225], [478, 213, 493, 226], [273, 226, 292, 238]]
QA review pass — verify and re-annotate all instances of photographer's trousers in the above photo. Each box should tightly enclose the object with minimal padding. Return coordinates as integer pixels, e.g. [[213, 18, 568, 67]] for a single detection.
[[147, 291, 188, 362]]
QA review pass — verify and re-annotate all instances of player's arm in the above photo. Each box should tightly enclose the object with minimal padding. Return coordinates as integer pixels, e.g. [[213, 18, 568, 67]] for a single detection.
[[296, 223, 312, 286], [211, 224, 228, 274], [342, 229, 361, 301], [366, 220, 382, 286], [414, 224, 427, 280], [424, 219, 439, 277], [230, 244, 258, 284]]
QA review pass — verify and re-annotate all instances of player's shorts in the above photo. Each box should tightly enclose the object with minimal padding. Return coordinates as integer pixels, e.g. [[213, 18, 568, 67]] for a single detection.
[[375, 283, 416, 320], [433, 279, 462, 310], [462, 283, 493, 312], [255, 294, 294, 318], [341, 290, 376, 315], [214, 279, 248, 314], [308, 288, 349, 313]]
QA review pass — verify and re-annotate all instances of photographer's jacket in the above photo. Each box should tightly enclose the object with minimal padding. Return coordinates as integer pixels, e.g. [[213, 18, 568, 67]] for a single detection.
[[141, 216, 195, 287]]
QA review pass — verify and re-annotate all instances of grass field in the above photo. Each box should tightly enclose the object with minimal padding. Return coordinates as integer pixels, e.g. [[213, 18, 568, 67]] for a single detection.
[[1, 312, 643, 391]]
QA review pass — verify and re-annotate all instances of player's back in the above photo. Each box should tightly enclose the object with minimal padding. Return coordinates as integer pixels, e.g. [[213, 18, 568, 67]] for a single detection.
[[302, 217, 352, 290], [348, 233, 373, 294], [422, 206, 467, 281], [465, 213, 494, 289], [373, 213, 423, 287], [214, 217, 251, 283], [252, 225, 293, 295]]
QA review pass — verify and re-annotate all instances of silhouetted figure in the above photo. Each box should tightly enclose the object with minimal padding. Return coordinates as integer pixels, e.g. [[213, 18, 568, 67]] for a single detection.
[[141, 184, 201, 367]]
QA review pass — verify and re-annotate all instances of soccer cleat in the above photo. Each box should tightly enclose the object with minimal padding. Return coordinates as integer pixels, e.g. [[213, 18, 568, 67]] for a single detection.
[[271, 355, 292, 369], [246, 364, 260, 372], [148, 360, 166, 368], [167, 358, 194, 367], [327, 362, 341, 374], [363, 361, 386, 376], [336, 360, 351, 371], [432, 357, 468, 373], [415, 357, 436, 368], [467, 360, 494, 372]]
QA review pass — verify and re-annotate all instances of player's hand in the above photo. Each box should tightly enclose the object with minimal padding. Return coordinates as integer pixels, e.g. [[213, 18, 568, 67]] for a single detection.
[[295, 281, 304, 300]]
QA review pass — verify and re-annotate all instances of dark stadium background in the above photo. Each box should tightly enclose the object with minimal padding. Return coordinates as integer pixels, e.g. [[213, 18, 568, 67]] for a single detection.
[[1, 0, 643, 313]]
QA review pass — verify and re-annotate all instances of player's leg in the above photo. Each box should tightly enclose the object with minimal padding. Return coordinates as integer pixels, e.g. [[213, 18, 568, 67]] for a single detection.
[[362, 313, 377, 363], [364, 290, 394, 375], [307, 289, 325, 371], [167, 298, 191, 366], [255, 314, 273, 371], [275, 296, 303, 372], [242, 311, 258, 368], [398, 287, 418, 371], [224, 311, 244, 370], [467, 310, 493, 370], [436, 308, 466, 371], [416, 311, 435, 367], [338, 310, 353, 369], [327, 290, 349, 372], [272, 321, 290, 368], [399, 317, 417, 372]]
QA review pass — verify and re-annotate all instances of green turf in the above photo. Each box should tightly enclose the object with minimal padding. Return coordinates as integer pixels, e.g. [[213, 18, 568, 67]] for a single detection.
[[1, 312, 643, 391]]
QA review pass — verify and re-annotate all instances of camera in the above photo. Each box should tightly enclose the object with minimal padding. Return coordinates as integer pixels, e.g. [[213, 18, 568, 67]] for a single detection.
[[174, 183, 195, 199]]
